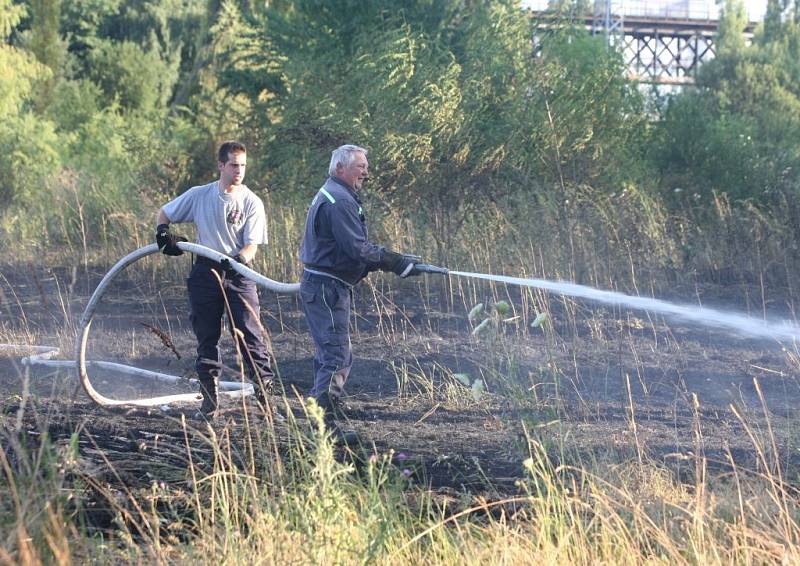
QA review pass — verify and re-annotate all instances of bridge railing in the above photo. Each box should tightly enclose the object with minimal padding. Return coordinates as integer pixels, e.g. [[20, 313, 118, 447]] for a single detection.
[[523, 0, 764, 23], [621, 0, 718, 21]]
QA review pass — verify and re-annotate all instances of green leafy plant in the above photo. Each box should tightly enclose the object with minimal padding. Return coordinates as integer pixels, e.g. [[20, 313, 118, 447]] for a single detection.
[[531, 312, 548, 329], [468, 300, 518, 339], [452, 372, 485, 402]]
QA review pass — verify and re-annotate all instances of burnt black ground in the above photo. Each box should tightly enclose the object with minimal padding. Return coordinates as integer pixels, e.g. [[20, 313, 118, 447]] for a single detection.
[[3, 259, 800, 507]]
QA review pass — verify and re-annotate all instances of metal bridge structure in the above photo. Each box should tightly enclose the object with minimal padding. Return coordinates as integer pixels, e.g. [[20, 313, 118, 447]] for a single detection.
[[527, 1, 761, 85]]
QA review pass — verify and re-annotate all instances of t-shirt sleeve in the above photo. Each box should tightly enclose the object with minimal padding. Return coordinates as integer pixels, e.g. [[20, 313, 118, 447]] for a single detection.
[[162, 186, 198, 224], [242, 196, 268, 245]]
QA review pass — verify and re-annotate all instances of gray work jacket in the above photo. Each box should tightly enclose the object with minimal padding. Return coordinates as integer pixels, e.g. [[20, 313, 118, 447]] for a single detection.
[[299, 177, 384, 285]]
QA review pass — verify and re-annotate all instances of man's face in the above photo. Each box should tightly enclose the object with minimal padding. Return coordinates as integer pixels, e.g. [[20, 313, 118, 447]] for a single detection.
[[219, 151, 246, 186], [337, 151, 368, 191]]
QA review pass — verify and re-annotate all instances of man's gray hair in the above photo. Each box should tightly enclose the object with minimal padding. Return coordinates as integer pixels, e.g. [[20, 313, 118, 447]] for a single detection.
[[329, 144, 368, 176]]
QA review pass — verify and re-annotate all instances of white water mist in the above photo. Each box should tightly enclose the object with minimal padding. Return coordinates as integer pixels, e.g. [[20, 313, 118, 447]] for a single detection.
[[450, 271, 800, 342]]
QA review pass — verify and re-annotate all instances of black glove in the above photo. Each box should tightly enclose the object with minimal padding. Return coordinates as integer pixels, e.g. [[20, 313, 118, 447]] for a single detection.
[[155, 224, 187, 256], [381, 250, 422, 278], [220, 255, 248, 276]]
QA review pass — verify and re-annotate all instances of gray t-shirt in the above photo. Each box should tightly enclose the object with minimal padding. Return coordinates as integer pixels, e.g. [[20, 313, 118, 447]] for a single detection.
[[162, 181, 267, 256]]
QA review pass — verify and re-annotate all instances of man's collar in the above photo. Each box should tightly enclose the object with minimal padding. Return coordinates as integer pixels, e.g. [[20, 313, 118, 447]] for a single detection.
[[329, 176, 354, 191], [329, 176, 362, 202], [217, 180, 243, 195]]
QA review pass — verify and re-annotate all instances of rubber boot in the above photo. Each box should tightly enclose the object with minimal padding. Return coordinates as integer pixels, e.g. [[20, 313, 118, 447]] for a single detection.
[[250, 374, 286, 422], [251, 374, 273, 407], [317, 391, 339, 423], [317, 391, 357, 445], [197, 375, 219, 419]]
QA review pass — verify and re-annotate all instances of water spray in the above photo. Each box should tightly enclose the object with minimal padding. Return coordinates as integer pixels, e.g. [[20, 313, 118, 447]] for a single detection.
[[406, 260, 799, 342], [446, 269, 800, 343]]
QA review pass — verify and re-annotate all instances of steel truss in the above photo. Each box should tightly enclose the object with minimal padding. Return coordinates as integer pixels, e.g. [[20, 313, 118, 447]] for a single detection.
[[531, 4, 755, 84], [623, 30, 715, 84]]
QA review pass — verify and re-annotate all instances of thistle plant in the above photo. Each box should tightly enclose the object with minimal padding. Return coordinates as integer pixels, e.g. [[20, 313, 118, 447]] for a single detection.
[[468, 300, 518, 338], [452, 373, 486, 402], [470, 301, 547, 334]]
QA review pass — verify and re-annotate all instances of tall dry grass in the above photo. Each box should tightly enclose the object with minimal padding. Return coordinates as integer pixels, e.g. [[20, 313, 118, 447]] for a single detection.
[[3, 389, 800, 564]]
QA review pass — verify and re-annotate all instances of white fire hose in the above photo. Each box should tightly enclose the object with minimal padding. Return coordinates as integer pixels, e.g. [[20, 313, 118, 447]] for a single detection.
[[18, 243, 299, 409]]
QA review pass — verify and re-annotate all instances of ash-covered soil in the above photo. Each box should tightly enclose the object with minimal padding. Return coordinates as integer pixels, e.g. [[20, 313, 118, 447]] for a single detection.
[[3, 259, 800, 506]]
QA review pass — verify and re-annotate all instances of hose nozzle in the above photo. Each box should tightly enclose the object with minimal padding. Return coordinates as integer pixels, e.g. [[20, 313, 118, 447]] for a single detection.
[[414, 263, 449, 275]]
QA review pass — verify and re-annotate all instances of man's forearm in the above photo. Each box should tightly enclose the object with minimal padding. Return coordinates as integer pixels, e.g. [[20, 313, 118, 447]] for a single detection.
[[237, 244, 258, 264], [156, 209, 171, 227]]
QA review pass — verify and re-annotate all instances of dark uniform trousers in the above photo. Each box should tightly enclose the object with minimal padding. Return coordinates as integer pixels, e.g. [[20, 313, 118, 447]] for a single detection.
[[187, 257, 274, 385], [299, 271, 353, 403]]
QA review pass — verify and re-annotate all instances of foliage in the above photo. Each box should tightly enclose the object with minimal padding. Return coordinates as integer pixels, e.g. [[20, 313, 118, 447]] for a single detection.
[[530, 28, 647, 191], [87, 38, 179, 112], [0, 0, 25, 41], [27, 0, 65, 71], [0, 0, 212, 245], [716, 0, 748, 55], [0, 12, 61, 211], [0, 34, 45, 119], [5, 394, 800, 563], [0, 0, 796, 290], [216, 1, 648, 269], [469, 299, 518, 338], [654, 2, 800, 208]]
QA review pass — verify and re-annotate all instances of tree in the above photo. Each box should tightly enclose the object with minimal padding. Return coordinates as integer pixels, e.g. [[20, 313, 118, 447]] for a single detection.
[[716, 0, 748, 55], [762, 0, 785, 43], [0, 1, 61, 212], [0, 0, 26, 41], [657, 3, 800, 205], [29, 0, 64, 69], [199, 0, 647, 273], [87, 38, 179, 112], [27, 0, 68, 110], [546, 0, 591, 17]]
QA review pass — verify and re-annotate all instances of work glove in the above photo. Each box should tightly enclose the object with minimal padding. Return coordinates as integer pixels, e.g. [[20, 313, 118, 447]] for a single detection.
[[155, 224, 187, 256], [381, 250, 422, 278], [220, 255, 248, 276]]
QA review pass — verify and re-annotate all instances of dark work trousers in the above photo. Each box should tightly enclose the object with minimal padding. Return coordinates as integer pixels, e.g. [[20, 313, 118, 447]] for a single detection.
[[187, 257, 274, 386], [299, 271, 353, 403]]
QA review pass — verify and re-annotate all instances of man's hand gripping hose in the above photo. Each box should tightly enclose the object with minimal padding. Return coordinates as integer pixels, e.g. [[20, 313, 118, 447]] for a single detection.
[[397, 254, 450, 276]]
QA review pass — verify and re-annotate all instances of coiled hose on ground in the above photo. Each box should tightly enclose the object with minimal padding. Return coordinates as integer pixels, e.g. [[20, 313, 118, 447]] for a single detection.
[[18, 242, 299, 409]]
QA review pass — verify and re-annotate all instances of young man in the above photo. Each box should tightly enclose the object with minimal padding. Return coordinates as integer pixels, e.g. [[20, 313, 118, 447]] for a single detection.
[[299, 144, 422, 428], [155, 141, 274, 417]]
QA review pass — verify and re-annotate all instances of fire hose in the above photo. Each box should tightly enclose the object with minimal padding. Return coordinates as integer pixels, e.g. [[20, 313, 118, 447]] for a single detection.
[[19, 243, 447, 410], [66, 242, 301, 409]]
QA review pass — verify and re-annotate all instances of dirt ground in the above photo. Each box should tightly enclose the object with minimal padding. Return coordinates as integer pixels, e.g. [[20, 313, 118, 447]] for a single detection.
[[3, 259, 800, 508]]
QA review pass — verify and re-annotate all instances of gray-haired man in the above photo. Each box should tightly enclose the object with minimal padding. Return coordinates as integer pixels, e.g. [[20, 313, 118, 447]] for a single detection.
[[299, 145, 421, 428]]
